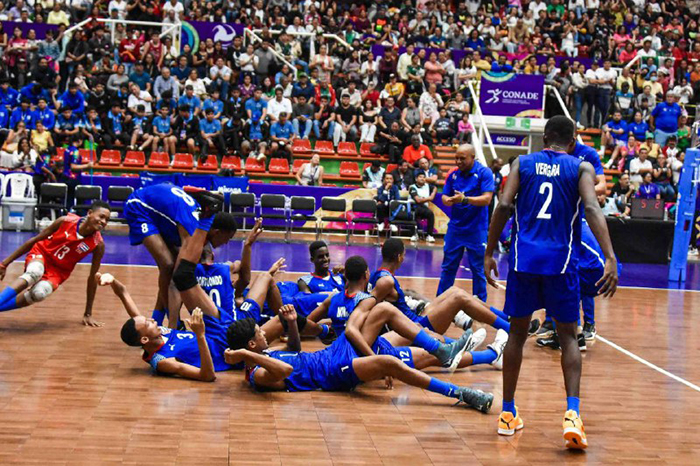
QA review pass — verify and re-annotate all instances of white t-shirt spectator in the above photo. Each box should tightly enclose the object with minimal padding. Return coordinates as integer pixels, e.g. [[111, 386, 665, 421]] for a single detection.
[[673, 84, 694, 104], [529, 0, 548, 17], [267, 97, 293, 120], [239, 52, 258, 72], [108, 0, 127, 19], [210, 64, 232, 80], [629, 158, 653, 185], [128, 90, 153, 115], [162, 0, 184, 17], [596, 68, 617, 90]]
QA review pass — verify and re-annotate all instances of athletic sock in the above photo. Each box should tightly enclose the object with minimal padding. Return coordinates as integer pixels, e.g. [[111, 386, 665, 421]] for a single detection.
[[567, 397, 580, 415], [470, 348, 498, 366], [443, 336, 455, 344], [151, 309, 166, 326], [318, 324, 330, 339], [427, 377, 460, 398], [0, 287, 18, 312], [490, 306, 509, 321], [412, 329, 440, 353], [492, 316, 511, 332], [502, 400, 516, 415]]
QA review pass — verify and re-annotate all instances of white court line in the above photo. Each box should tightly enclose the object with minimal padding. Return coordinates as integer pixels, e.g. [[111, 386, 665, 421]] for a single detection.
[[596, 335, 700, 393]]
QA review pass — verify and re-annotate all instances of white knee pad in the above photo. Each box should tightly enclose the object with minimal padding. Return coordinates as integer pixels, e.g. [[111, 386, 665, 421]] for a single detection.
[[20, 261, 45, 287], [24, 280, 53, 304]]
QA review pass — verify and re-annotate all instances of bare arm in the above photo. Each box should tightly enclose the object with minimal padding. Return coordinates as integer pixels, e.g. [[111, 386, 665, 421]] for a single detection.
[[235, 218, 263, 296], [224, 348, 292, 389], [0, 217, 65, 279], [99, 273, 141, 318], [157, 308, 216, 382], [579, 162, 618, 297], [279, 304, 301, 352], [83, 242, 105, 327], [595, 174, 607, 196], [344, 297, 378, 357], [297, 278, 311, 293], [370, 275, 396, 302]]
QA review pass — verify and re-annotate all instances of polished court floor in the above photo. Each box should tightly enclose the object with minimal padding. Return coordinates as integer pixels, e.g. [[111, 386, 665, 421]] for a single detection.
[[0, 231, 698, 464]]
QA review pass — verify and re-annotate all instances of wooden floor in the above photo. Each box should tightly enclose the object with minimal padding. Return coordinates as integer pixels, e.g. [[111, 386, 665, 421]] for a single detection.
[[0, 264, 698, 465]]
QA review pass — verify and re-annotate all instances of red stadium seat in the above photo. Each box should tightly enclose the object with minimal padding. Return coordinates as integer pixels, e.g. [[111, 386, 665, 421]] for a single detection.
[[123, 151, 146, 167], [320, 183, 336, 187], [249, 179, 263, 183], [268, 158, 290, 174], [148, 152, 170, 168], [78, 148, 96, 163], [292, 159, 305, 173], [172, 153, 194, 170], [386, 164, 397, 174], [244, 157, 265, 173], [343, 184, 358, 188], [91, 172, 110, 176], [337, 142, 358, 156], [339, 161, 360, 178], [314, 140, 335, 155], [271, 181, 289, 185], [99, 150, 121, 166], [221, 155, 241, 170], [292, 139, 312, 154], [360, 143, 374, 157], [121, 173, 140, 177], [198, 155, 219, 171], [363, 162, 371, 172]]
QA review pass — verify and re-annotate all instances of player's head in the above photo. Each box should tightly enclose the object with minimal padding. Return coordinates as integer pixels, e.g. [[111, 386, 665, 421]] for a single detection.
[[207, 212, 238, 248], [227, 317, 267, 353], [85, 200, 111, 233], [344, 255, 369, 285], [309, 240, 330, 274], [120, 315, 162, 347], [543, 116, 576, 152], [200, 244, 215, 265], [381, 238, 406, 266], [455, 144, 475, 172]]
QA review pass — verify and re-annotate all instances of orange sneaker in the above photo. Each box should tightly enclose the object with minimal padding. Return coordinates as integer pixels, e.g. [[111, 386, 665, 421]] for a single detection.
[[497, 409, 524, 436], [563, 410, 588, 450]]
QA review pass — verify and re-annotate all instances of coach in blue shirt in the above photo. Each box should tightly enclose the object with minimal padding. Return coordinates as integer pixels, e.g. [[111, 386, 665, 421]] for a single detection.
[[650, 91, 682, 147], [437, 144, 495, 301]]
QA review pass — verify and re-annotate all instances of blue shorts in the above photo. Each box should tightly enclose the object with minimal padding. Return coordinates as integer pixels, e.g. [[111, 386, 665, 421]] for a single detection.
[[504, 269, 581, 323], [124, 195, 198, 247], [373, 336, 415, 368], [288, 292, 327, 317], [315, 334, 363, 391], [202, 308, 236, 370], [235, 299, 262, 323], [579, 267, 604, 298]]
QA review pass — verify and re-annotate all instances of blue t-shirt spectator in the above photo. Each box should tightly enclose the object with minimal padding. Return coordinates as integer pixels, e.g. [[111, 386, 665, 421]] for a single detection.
[[651, 101, 682, 133], [605, 118, 628, 142], [292, 82, 315, 101], [0, 86, 19, 109], [178, 94, 201, 113], [245, 98, 267, 120], [200, 118, 222, 135], [628, 120, 649, 141], [36, 108, 56, 130], [637, 182, 660, 199], [59, 90, 86, 114], [270, 120, 294, 139], [129, 71, 152, 93], [203, 98, 224, 116], [10, 107, 36, 129], [152, 115, 171, 134], [0, 106, 10, 129]]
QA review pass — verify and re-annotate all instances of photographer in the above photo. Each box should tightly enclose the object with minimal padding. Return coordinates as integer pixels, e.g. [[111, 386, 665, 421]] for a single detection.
[[295, 153, 324, 186]]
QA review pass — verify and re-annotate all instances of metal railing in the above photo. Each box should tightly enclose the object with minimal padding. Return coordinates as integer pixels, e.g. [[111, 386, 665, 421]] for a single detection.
[[691, 120, 700, 148], [244, 29, 295, 71], [65, 18, 182, 50], [467, 80, 498, 163]]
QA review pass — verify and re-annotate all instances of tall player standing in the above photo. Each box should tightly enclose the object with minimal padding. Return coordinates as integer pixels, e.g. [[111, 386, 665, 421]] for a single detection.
[[0, 201, 111, 326], [484, 116, 618, 450]]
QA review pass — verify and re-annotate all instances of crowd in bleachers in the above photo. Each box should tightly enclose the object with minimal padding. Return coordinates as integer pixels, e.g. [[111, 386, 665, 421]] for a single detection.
[[0, 0, 698, 212]]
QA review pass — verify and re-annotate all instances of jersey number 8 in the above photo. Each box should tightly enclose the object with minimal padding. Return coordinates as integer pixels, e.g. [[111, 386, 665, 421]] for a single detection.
[[171, 187, 196, 207]]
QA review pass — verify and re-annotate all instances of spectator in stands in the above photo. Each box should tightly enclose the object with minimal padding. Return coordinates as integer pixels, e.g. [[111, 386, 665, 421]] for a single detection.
[[151, 105, 176, 156], [291, 95, 314, 140], [636, 172, 661, 200], [362, 160, 385, 189], [376, 121, 406, 164], [375, 172, 400, 233], [409, 172, 437, 243], [391, 159, 415, 192], [650, 91, 683, 147], [403, 135, 432, 167], [313, 95, 334, 141], [269, 111, 294, 161], [10, 98, 35, 130], [296, 153, 324, 186], [55, 107, 81, 145], [10, 137, 36, 172], [172, 104, 200, 156], [431, 108, 456, 145], [127, 82, 153, 116], [153, 66, 179, 101], [267, 86, 292, 124], [640, 132, 661, 159], [630, 147, 654, 187], [415, 156, 439, 186], [653, 154, 676, 201], [30, 121, 53, 154], [200, 108, 225, 161], [359, 99, 378, 144], [333, 93, 358, 147], [61, 135, 91, 206]]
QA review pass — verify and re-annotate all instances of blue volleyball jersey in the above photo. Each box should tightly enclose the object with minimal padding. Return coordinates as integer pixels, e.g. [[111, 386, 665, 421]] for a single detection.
[[578, 219, 605, 271], [369, 269, 413, 318], [571, 141, 604, 176], [277, 281, 300, 297], [327, 290, 373, 336], [196, 263, 235, 314], [512, 150, 582, 275], [125, 183, 201, 247], [144, 326, 232, 373], [299, 272, 345, 293]]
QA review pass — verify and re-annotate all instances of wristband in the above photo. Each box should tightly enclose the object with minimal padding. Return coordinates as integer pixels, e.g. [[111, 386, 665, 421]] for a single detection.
[[461, 197, 470, 205]]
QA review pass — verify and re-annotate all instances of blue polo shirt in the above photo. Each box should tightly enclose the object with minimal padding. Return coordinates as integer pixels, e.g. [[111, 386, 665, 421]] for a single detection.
[[10, 107, 36, 129], [35, 108, 56, 130], [203, 98, 224, 115], [245, 98, 267, 120], [270, 121, 294, 139], [178, 94, 201, 112], [571, 141, 604, 176], [0, 87, 18, 109], [200, 118, 222, 135], [152, 115, 171, 133], [443, 161, 495, 241], [651, 102, 682, 133], [605, 119, 628, 142], [59, 90, 86, 114], [628, 121, 648, 141], [0, 107, 9, 129]]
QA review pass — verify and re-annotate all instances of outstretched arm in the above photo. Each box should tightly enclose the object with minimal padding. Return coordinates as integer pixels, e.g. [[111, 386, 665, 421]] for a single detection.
[[156, 309, 217, 382], [0, 217, 65, 280], [485, 157, 520, 288], [579, 162, 618, 297], [279, 304, 301, 352], [234, 218, 263, 297], [83, 242, 105, 327], [98, 273, 141, 317]]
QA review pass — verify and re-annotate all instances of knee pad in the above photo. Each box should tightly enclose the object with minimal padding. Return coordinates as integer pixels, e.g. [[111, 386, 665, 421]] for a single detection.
[[280, 315, 308, 333], [20, 261, 45, 287], [24, 280, 53, 304], [172, 260, 198, 292]]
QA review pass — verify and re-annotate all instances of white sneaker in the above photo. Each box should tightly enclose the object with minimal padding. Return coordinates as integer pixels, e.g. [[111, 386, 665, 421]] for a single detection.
[[426, 235, 435, 243], [378, 223, 385, 232], [689, 247, 699, 256], [576, 122, 585, 130], [465, 327, 487, 352], [410, 234, 418, 242], [390, 224, 398, 233], [454, 310, 473, 330], [487, 329, 509, 370]]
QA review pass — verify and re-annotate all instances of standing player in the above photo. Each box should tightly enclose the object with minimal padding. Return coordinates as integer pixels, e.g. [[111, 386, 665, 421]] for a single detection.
[[0, 201, 111, 326], [123, 183, 231, 328], [296, 241, 345, 294], [485, 116, 618, 450], [438, 144, 495, 301]]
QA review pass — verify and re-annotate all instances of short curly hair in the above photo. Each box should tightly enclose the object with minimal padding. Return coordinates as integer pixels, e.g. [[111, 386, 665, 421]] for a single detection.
[[226, 318, 257, 350]]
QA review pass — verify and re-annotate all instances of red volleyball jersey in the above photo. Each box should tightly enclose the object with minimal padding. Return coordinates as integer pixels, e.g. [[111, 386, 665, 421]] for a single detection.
[[34, 214, 103, 272]]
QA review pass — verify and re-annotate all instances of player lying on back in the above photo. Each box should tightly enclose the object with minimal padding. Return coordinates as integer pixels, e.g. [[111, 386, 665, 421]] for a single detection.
[[224, 290, 494, 412], [308, 255, 507, 370], [296, 241, 345, 294], [123, 183, 232, 328], [0, 201, 111, 326]]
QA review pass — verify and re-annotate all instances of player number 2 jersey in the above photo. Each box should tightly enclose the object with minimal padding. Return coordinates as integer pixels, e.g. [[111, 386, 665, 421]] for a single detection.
[[512, 150, 582, 275], [34, 214, 102, 272]]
